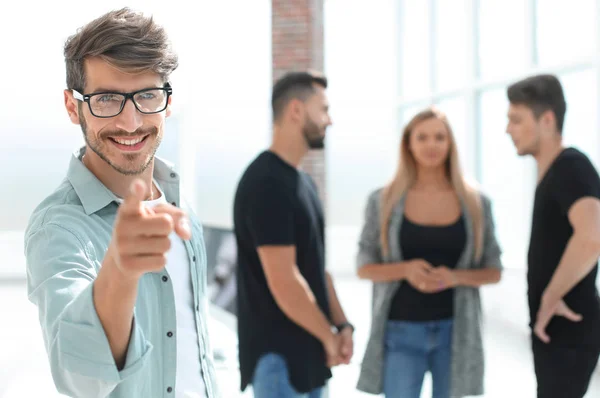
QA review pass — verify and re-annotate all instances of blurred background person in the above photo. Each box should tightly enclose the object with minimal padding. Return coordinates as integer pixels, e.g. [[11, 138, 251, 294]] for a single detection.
[[355, 108, 503, 398], [506, 74, 600, 398], [233, 71, 353, 398]]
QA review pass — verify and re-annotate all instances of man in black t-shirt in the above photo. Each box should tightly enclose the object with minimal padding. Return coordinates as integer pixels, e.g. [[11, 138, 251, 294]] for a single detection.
[[506, 74, 600, 398], [233, 71, 354, 398]]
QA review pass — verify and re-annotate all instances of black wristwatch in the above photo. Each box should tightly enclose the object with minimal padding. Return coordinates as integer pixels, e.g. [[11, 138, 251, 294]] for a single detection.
[[336, 321, 355, 333]]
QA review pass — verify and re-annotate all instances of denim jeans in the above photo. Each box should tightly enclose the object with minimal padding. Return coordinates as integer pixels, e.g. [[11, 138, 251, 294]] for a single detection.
[[383, 319, 453, 398], [252, 353, 326, 398]]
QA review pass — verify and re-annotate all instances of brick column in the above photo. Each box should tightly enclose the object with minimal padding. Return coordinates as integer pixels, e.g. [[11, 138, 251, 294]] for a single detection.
[[272, 0, 327, 210]]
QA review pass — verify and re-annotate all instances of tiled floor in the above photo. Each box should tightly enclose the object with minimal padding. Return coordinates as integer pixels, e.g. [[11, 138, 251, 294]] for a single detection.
[[1, 270, 599, 397]]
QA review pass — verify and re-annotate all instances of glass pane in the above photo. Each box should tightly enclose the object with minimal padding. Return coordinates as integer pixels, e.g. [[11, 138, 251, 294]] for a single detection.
[[480, 88, 536, 270], [324, 0, 404, 230], [400, 0, 431, 98], [478, 0, 528, 79], [434, 0, 468, 91], [537, 0, 596, 66], [435, 96, 472, 177], [559, 69, 599, 168]]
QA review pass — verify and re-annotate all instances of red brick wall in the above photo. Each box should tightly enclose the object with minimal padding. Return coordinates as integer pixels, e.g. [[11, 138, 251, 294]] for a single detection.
[[272, 0, 327, 210]]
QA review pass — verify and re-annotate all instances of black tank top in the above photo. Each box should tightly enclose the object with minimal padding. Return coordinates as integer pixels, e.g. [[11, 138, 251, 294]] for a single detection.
[[388, 214, 466, 321]]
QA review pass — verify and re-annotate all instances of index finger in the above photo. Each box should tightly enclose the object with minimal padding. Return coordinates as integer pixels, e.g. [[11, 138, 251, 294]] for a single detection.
[[120, 179, 148, 216]]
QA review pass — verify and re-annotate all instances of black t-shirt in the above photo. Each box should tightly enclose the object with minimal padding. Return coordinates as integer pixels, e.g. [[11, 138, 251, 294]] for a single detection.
[[528, 147, 600, 348], [388, 215, 466, 321], [233, 150, 331, 393]]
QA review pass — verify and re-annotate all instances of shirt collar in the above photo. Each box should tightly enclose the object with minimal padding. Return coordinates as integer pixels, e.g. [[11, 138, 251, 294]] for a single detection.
[[67, 146, 180, 215]]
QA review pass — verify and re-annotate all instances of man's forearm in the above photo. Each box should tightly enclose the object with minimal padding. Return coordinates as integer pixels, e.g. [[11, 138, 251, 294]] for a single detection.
[[326, 272, 347, 326], [93, 256, 139, 369], [545, 232, 600, 299], [270, 268, 335, 345]]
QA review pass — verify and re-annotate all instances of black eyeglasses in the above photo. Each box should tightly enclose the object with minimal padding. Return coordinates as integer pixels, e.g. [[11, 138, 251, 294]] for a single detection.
[[72, 83, 173, 118]]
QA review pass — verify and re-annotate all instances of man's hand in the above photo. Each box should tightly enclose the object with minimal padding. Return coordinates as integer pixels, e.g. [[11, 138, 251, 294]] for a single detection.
[[323, 332, 343, 368], [405, 259, 441, 293], [338, 327, 354, 365], [534, 293, 583, 343], [430, 266, 458, 291], [109, 179, 191, 280]]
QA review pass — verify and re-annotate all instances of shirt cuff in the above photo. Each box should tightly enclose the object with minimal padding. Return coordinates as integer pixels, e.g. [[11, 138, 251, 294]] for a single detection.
[[57, 282, 153, 383]]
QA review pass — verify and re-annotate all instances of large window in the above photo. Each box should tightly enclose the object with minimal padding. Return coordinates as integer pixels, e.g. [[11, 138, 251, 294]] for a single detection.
[[536, 0, 596, 66], [478, 0, 529, 80], [560, 69, 599, 168], [323, 0, 600, 272], [395, 0, 600, 269], [434, 0, 469, 92], [400, 0, 432, 99]]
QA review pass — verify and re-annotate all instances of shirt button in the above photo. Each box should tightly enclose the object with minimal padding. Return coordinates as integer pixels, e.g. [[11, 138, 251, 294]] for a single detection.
[[193, 256, 196, 262], [171, 201, 177, 206], [167, 331, 173, 338], [167, 387, 173, 393], [170, 172, 176, 178], [162, 276, 168, 282]]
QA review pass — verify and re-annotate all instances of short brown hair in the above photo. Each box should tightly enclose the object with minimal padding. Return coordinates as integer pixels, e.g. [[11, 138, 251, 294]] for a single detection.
[[271, 71, 328, 120], [64, 7, 179, 90], [507, 74, 566, 133]]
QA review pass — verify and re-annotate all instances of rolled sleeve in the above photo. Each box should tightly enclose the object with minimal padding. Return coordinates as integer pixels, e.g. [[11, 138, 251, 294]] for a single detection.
[[357, 189, 384, 268], [26, 223, 152, 397], [479, 195, 503, 270]]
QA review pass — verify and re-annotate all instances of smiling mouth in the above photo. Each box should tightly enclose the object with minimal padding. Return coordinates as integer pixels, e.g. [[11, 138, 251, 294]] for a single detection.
[[108, 135, 150, 151]]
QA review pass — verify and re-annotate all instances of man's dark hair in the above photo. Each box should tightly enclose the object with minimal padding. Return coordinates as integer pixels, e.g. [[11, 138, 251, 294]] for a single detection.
[[507, 74, 567, 133], [271, 71, 328, 121]]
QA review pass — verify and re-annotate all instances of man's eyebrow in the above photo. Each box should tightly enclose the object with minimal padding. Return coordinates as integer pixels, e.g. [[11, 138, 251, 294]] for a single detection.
[[87, 87, 122, 93], [87, 86, 162, 94]]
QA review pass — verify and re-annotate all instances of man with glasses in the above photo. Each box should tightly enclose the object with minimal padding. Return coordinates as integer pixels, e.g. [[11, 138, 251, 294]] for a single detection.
[[24, 8, 218, 397]]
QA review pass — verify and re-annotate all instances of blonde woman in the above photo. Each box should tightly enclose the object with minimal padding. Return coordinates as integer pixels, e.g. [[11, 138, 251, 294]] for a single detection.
[[355, 108, 503, 398]]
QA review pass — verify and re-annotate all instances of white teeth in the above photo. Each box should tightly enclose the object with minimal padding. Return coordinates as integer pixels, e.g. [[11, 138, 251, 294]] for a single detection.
[[113, 136, 144, 146]]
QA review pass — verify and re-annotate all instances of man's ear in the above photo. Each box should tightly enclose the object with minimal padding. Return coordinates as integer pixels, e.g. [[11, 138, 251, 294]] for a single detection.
[[64, 89, 81, 125], [288, 98, 304, 124], [165, 95, 172, 118], [540, 109, 557, 132]]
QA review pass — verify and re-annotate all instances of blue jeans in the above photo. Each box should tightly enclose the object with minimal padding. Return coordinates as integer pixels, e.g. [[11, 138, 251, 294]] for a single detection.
[[252, 353, 326, 398], [383, 319, 453, 398]]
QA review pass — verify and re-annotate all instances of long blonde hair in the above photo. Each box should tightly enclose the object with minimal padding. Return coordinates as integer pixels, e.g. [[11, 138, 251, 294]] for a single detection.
[[379, 107, 483, 260]]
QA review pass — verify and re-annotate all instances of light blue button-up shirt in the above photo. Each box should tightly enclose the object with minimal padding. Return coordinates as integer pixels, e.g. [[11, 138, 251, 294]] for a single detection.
[[25, 147, 219, 397]]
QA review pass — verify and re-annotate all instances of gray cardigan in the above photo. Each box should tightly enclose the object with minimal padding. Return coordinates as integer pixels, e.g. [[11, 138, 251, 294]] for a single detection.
[[355, 188, 503, 397]]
